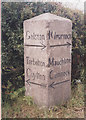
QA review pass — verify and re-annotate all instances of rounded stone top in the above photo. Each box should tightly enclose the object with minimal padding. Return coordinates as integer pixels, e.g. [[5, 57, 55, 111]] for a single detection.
[[24, 13, 72, 23]]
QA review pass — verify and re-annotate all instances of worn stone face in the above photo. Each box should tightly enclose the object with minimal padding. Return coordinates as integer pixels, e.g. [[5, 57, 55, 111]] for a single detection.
[[24, 13, 72, 107]]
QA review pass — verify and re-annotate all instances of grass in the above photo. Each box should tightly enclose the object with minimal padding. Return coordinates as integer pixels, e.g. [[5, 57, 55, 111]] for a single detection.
[[2, 83, 84, 118]]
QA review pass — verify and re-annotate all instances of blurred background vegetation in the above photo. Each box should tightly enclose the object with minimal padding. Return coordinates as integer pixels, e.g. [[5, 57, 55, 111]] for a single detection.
[[2, 2, 85, 105]]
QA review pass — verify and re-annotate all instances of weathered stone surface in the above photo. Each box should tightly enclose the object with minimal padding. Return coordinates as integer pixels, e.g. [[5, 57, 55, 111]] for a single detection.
[[24, 13, 72, 107]]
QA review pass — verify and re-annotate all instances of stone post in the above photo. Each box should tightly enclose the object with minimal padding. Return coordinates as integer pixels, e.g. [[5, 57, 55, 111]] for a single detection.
[[24, 13, 72, 107]]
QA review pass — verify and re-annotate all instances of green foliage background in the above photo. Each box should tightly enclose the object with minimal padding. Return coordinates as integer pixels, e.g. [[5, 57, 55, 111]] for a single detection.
[[2, 2, 85, 101]]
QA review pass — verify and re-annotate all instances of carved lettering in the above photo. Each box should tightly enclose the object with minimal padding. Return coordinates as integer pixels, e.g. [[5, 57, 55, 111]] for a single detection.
[[49, 70, 70, 80], [48, 57, 71, 67], [26, 68, 45, 81], [26, 31, 45, 41], [47, 30, 72, 40], [26, 57, 45, 67]]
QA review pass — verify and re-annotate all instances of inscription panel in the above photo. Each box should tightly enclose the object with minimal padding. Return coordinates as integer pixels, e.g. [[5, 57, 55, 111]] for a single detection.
[[47, 19, 72, 106]]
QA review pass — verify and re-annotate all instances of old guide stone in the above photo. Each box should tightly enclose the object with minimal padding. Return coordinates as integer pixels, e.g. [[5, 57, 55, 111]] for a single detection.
[[24, 13, 72, 107]]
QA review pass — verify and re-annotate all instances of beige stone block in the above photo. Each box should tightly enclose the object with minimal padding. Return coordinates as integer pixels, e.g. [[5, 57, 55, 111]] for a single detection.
[[24, 13, 72, 107]]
